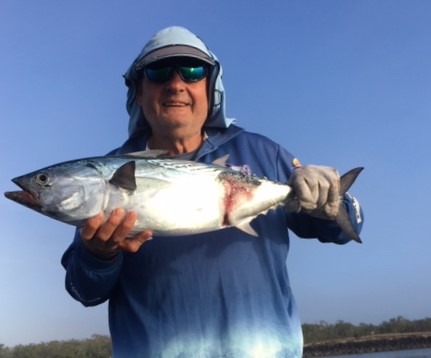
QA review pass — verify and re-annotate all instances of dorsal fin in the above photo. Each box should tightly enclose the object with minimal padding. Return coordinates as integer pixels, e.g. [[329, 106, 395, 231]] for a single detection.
[[125, 150, 168, 158], [212, 154, 229, 167], [109, 161, 137, 191]]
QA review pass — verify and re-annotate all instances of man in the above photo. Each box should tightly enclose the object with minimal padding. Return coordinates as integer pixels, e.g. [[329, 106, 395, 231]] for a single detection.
[[62, 26, 363, 357]]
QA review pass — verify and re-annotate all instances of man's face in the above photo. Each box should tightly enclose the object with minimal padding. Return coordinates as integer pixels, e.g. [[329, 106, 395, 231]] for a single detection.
[[136, 58, 209, 139]]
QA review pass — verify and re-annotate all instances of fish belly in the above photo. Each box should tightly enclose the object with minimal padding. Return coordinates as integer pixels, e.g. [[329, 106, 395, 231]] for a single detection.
[[126, 176, 226, 236], [103, 165, 291, 237]]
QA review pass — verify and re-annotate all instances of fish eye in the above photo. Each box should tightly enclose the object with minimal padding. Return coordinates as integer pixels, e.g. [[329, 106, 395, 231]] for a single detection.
[[35, 173, 50, 186]]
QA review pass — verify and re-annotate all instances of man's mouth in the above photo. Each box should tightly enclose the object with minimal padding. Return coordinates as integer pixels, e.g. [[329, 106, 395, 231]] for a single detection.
[[163, 101, 189, 107]]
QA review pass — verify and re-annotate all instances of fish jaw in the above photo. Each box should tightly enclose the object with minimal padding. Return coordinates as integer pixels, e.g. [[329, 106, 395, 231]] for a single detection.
[[4, 174, 43, 210], [4, 189, 41, 211]]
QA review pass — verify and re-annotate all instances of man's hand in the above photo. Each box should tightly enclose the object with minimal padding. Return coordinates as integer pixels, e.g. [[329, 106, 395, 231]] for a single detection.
[[80, 208, 153, 260], [288, 165, 340, 219]]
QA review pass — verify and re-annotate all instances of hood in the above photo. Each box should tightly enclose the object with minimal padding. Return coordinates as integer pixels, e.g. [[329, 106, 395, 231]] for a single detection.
[[124, 26, 235, 139]]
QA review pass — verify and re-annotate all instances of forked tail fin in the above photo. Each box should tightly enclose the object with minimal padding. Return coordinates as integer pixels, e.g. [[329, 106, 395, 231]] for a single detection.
[[336, 167, 364, 243]]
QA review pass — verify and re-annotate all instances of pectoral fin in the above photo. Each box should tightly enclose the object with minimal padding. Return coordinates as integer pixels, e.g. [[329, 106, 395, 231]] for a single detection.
[[109, 161, 137, 191]]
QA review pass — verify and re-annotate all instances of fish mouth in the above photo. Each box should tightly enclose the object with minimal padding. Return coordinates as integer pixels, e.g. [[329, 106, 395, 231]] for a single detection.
[[4, 178, 41, 210], [4, 190, 39, 206]]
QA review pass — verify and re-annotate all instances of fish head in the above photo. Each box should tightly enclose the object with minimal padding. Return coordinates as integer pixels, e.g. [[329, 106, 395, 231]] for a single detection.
[[4, 161, 105, 225]]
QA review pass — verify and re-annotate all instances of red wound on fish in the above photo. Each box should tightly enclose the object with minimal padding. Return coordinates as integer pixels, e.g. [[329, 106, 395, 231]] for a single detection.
[[219, 172, 257, 226]]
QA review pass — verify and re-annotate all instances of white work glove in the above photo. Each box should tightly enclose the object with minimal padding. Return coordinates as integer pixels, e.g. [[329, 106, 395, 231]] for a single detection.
[[287, 165, 340, 219]]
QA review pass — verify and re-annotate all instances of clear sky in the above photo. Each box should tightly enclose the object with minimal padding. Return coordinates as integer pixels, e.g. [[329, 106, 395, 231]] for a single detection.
[[1, 0, 430, 347]]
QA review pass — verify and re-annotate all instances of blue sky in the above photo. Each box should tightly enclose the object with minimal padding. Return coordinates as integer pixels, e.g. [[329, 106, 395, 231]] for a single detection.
[[1, 0, 430, 347]]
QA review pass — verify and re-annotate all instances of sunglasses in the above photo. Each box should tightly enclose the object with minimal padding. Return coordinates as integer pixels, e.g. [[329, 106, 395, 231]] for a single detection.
[[144, 62, 208, 84]]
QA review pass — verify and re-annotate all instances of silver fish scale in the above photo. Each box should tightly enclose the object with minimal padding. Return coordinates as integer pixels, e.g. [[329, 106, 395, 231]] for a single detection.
[[144, 159, 224, 176]]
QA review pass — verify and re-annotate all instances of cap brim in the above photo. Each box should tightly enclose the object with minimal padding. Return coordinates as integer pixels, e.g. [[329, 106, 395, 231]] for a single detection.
[[135, 45, 215, 70]]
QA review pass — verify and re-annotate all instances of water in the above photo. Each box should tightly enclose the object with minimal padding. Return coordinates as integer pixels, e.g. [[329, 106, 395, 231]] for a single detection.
[[322, 348, 431, 358]]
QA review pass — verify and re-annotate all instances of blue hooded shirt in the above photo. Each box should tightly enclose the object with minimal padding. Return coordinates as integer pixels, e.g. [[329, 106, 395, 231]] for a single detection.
[[62, 26, 363, 358]]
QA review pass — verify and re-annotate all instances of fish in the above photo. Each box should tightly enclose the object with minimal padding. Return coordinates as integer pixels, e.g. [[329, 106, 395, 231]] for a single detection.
[[4, 153, 363, 242]]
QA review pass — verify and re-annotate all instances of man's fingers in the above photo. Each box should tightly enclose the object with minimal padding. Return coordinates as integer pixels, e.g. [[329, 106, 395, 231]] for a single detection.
[[95, 208, 126, 241], [290, 165, 341, 217], [324, 176, 340, 218], [119, 231, 153, 253], [111, 211, 138, 243], [79, 209, 152, 259], [81, 212, 105, 241], [292, 175, 319, 210]]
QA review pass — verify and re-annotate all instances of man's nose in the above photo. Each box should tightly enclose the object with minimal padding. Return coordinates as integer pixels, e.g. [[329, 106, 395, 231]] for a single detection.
[[166, 70, 186, 88]]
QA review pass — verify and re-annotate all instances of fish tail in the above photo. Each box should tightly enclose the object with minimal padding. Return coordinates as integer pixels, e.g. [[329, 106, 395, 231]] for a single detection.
[[336, 167, 364, 243]]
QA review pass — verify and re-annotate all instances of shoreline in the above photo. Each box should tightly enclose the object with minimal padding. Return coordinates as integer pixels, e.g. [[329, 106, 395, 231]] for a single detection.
[[303, 332, 431, 357]]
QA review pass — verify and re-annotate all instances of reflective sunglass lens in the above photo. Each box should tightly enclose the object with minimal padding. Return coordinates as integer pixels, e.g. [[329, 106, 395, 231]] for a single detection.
[[179, 66, 206, 82], [144, 64, 207, 83], [145, 67, 173, 83]]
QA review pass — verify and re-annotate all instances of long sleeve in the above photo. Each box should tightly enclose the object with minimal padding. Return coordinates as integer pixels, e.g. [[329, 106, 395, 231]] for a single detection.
[[61, 230, 123, 307], [287, 194, 364, 244]]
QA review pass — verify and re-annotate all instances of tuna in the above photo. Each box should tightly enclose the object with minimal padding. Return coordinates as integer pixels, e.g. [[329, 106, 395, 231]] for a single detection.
[[4, 153, 363, 242]]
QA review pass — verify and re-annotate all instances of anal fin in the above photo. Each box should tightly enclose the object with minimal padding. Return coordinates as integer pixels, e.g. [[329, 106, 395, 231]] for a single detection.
[[236, 222, 258, 237]]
